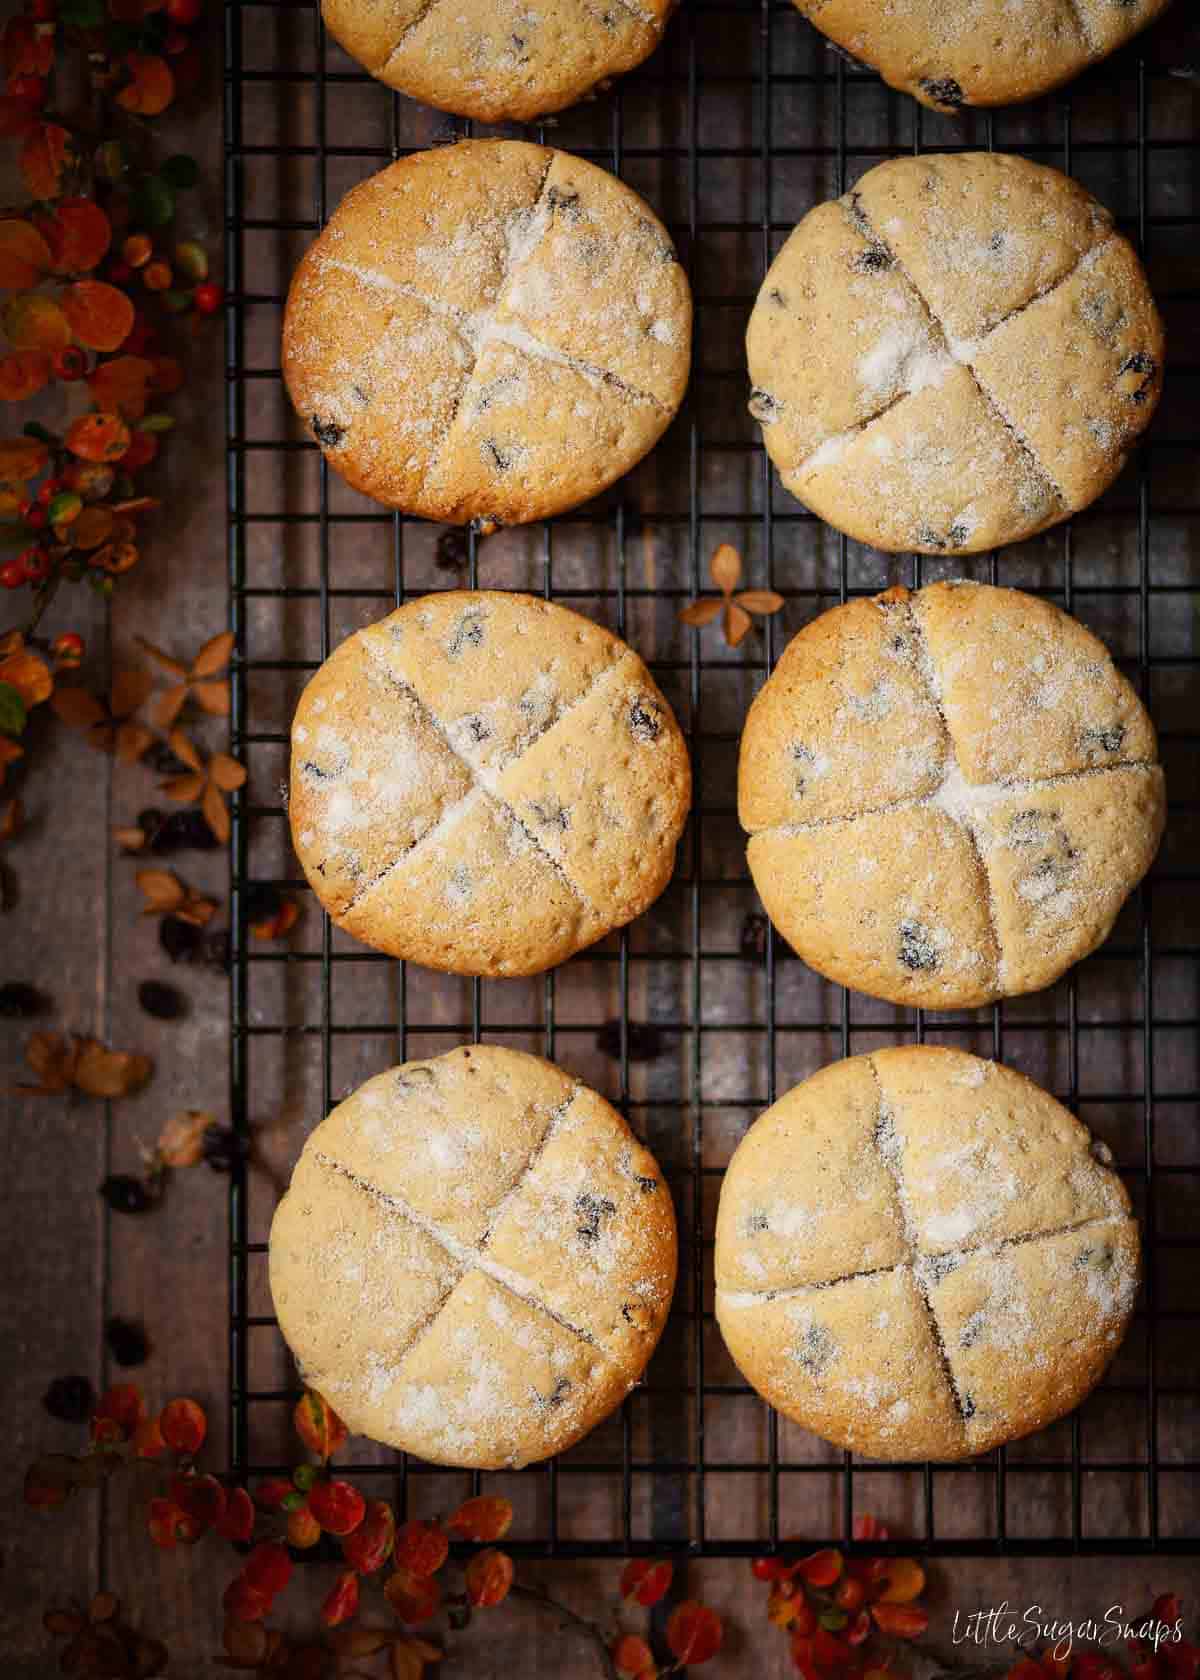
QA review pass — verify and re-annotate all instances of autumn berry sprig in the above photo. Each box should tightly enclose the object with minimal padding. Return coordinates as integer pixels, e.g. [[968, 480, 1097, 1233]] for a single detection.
[[753, 1516, 928, 1680]]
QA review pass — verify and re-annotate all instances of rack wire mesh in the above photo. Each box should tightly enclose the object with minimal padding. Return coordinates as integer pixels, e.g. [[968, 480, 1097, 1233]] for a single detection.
[[223, 0, 1200, 1557]]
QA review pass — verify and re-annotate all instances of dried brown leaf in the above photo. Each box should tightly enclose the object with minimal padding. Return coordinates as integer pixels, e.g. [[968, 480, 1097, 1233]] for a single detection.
[[678, 598, 722, 627], [202, 779, 230, 845], [0, 649, 52, 706], [157, 1109, 214, 1169], [134, 636, 187, 681], [208, 753, 246, 793], [167, 729, 202, 772], [191, 631, 234, 678], [735, 589, 785, 615], [723, 600, 754, 647], [710, 541, 742, 596], [113, 825, 147, 853], [191, 678, 230, 717], [110, 667, 152, 719], [391, 1644, 426, 1680], [150, 684, 187, 730], [23, 1030, 75, 1093], [114, 722, 153, 764], [175, 895, 216, 928], [135, 868, 185, 913], [222, 1617, 268, 1667], [51, 687, 105, 730], [161, 771, 204, 803], [328, 1629, 391, 1657], [72, 1038, 152, 1098]]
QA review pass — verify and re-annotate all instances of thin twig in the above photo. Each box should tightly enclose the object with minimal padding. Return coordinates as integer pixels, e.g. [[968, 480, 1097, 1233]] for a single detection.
[[510, 1583, 621, 1679]]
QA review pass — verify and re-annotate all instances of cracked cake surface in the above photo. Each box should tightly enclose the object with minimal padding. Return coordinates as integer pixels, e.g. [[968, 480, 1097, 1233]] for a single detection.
[[269, 1045, 678, 1468], [282, 140, 691, 526], [290, 589, 692, 976], [789, 0, 1172, 112], [714, 1046, 1141, 1460], [737, 580, 1165, 1008], [746, 153, 1163, 555], [322, 0, 675, 123]]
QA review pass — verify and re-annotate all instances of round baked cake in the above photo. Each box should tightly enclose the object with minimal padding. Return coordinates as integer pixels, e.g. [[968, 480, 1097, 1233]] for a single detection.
[[269, 1046, 677, 1468], [739, 581, 1165, 1008], [323, 0, 673, 122], [715, 1047, 1140, 1460], [290, 591, 692, 976], [747, 152, 1164, 554], [283, 141, 691, 528], [792, 0, 1171, 112]]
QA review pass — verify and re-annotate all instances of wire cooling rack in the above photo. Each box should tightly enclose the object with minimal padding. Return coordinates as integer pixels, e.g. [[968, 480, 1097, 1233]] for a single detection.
[[222, 0, 1200, 1557]]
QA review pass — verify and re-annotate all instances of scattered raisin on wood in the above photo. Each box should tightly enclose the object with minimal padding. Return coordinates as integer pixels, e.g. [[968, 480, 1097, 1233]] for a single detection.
[[105, 1317, 151, 1367], [99, 1175, 155, 1215], [595, 1018, 665, 1061], [138, 980, 185, 1021], [42, 1374, 95, 1422], [0, 981, 49, 1018]]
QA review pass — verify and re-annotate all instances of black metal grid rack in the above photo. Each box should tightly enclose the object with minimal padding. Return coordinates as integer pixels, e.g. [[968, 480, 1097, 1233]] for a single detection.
[[223, 0, 1200, 1558]]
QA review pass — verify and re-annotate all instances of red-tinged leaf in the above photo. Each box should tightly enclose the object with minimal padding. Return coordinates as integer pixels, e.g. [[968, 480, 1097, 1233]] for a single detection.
[[846, 1610, 871, 1646], [222, 1575, 272, 1625], [795, 1548, 843, 1588], [666, 1601, 723, 1665], [159, 1396, 207, 1455], [21, 124, 70, 201], [678, 597, 722, 627], [621, 1558, 673, 1608], [445, 1495, 514, 1542], [116, 52, 174, 116], [613, 1635, 655, 1677], [91, 1383, 145, 1442], [36, 201, 112, 277], [293, 1388, 347, 1461], [148, 1496, 202, 1549], [169, 1471, 226, 1528], [0, 349, 49, 399], [465, 1547, 513, 1609], [0, 218, 50, 289], [875, 1557, 925, 1603], [214, 1485, 254, 1542], [66, 411, 131, 463], [391, 1518, 445, 1579], [307, 1477, 366, 1536], [87, 355, 154, 420], [243, 1541, 292, 1597], [870, 1603, 929, 1639], [321, 1569, 360, 1628], [343, 1500, 398, 1574], [62, 282, 135, 353], [384, 1567, 441, 1625], [3, 293, 71, 350], [253, 1477, 294, 1511]]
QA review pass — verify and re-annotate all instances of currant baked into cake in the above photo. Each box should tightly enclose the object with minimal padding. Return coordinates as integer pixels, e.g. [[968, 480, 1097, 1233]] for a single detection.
[[290, 591, 692, 976], [715, 1046, 1140, 1460], [283, 140, 691, 528], [747, 152, 1164, 554], [270, 1047, 677, 1467], [792, 0, 1172, 113], [739, 581, 1165, 1009], [323, 0, 674, 123]]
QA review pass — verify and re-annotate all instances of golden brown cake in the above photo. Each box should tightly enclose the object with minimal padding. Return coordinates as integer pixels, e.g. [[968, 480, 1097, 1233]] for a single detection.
[[715, 1047, 1140, 1459]]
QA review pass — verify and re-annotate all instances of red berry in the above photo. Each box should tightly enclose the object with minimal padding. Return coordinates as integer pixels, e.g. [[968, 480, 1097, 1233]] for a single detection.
[[0, 560, 24, 589], [24, 506, 46, 529], [17, 498, 32, 519], [165, 0, 202, 23], [36, 478, 60, 504], [21, 548, 50, 583], [752, 1556, 786, 1582], [8, 73, 47, 108], [52, 631, 84, 660], [193, 281, 223, 316]]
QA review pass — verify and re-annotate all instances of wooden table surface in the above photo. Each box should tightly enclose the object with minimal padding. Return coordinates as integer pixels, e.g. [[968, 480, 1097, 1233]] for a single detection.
[[2, 5, 1199, 1673]]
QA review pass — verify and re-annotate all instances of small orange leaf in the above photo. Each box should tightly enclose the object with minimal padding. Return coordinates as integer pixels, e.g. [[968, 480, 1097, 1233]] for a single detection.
[[202, 781, 230, 843], [464, 1548, 513, 1609], [384, 1568, 440, 1625], [66, 411, 131, 462], [666, 1601, 723, 1665], [320, 1570, 359, 1628], [710, 541, 742, 595], [192, 630, 235, 677], [192, 679, 231, 717], [157, 1109, 214, 1169], [88, 355, 154, 420], [678, 597, 722, 627], [20, 124, 70, 201], [613, 1635, 655, 1677], [61, 282, 135, 353], [875, 1556, 925, 1604], [0, 218, 51, 289], [3, 293, 70, 351], [114, 721, 153, 764], [37, 200, 113, 276], [69, 505, 116, 551], [0, 649, 51, 706], [735, 589, 785, 615], [446, 1495, 514, 1542], [161, 770, 204, 803], [794, 1547, 843, 1587], [621, 1558, 673, 1608], [209, 752, 246, 792], [116, 53, 175, 117], [167, 727, 202, 771], [870, 1602, 929, 1638], [0, 436, 46, 481], [0, 349, 49, 400], [293, 1389, 348, 1461], [723, 599, 753, 647]]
